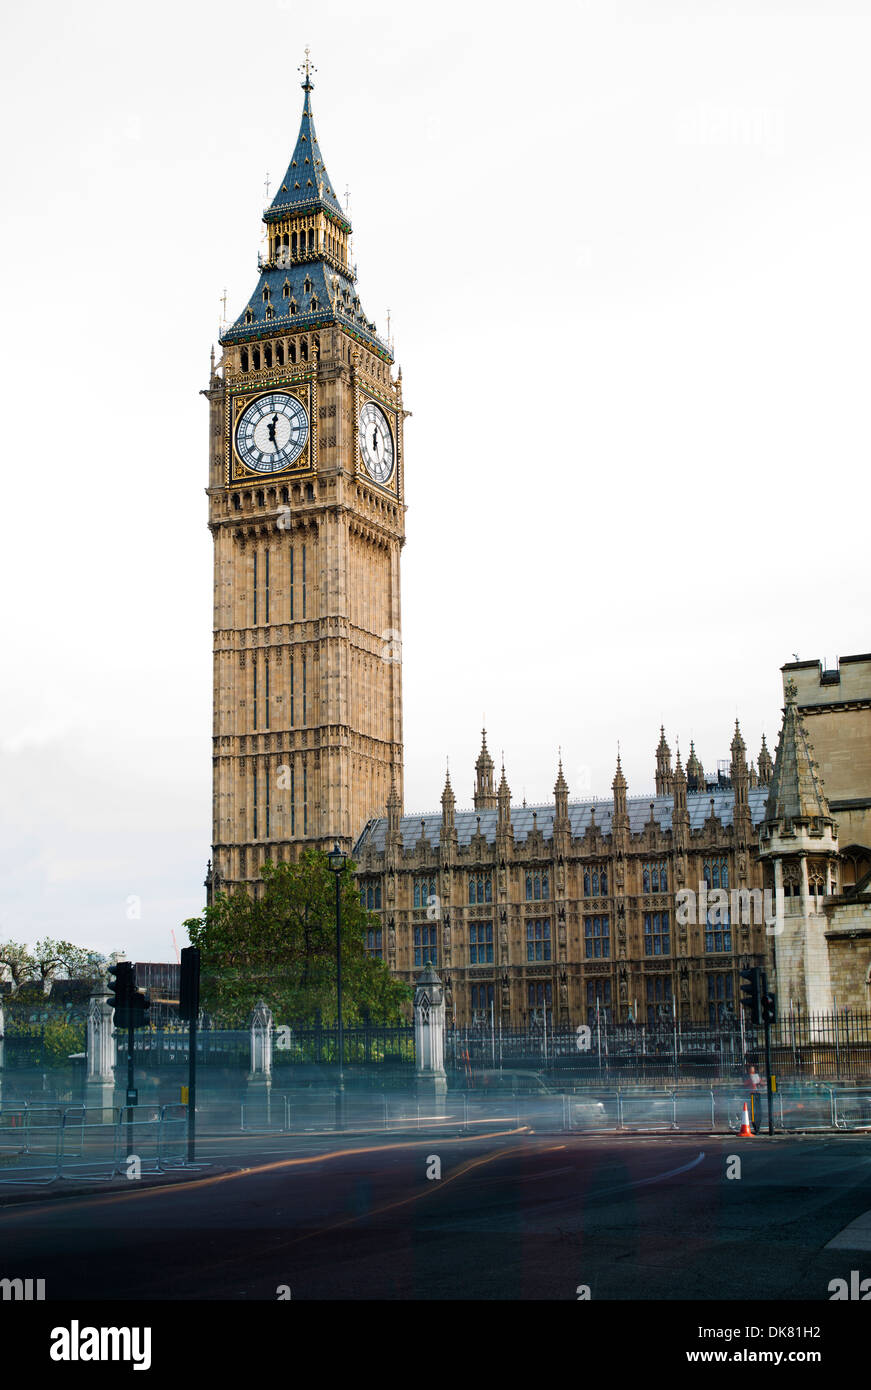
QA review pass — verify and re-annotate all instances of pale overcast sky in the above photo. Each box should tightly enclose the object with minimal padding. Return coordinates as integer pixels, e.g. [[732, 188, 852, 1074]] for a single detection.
[[0, 0, 868, 961]]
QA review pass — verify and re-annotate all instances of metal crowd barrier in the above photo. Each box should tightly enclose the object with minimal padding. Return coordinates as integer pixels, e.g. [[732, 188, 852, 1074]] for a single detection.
[[834, 1090, 871, 1130], [0, 1103, 192, 1183], [231, 1084, 871, 1138]]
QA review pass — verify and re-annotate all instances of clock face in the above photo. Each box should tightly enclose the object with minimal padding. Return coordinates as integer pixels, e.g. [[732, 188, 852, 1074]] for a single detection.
[[235, 392, 309, 473], [359, 401, 395, 484]]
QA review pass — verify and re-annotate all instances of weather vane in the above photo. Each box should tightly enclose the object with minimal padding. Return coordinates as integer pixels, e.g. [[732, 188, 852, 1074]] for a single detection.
[[299, 46, 316, 86]]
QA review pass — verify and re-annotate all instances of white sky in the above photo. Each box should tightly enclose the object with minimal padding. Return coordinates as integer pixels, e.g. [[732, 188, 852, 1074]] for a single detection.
[[0, 0, 868, 962]]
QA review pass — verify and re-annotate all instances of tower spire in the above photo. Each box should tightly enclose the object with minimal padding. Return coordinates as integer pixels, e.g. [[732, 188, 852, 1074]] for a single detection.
[[299, 45, 317, 91]]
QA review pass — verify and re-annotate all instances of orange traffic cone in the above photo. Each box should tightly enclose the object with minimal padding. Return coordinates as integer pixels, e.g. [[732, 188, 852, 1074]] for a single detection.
[[739, 1102, 753, 1137]]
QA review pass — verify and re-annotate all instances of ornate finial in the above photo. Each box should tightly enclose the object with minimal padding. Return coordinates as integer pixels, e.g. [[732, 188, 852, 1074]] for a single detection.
[[299, 46, 317, 90], [264, 171, 271, 200], [785, 678, 798, 703]]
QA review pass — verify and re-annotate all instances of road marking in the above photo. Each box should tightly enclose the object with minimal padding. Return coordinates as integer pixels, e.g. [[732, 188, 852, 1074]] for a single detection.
[[825, 1209, 871, 1251], [572, 1148, 707, 1201]]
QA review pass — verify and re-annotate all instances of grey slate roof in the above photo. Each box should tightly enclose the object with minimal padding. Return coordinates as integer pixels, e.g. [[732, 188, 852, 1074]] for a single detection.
[[267, 82, 345, 222], [354, 788, 771, 856], [221, 261, 386, 353]]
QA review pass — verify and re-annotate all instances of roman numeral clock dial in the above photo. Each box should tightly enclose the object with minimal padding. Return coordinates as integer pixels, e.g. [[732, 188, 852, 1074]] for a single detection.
[[235, 392, 309, 473], [359, 401, 395, 484]]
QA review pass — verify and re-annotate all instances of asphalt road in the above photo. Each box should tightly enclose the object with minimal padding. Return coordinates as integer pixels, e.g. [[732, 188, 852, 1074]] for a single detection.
[[2, 1132, 870, 1300]]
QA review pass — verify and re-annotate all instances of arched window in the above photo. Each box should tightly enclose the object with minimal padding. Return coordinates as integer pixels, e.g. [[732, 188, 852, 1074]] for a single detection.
[[276, 341, 284, 365], [291, 231, 298, 256], [288, 340, 296, 363], [264, 343, 272, 365], [468, 873, 492, 904], [240, 348, 249, 372], [252, 347, 260, 370], [301, 339, 308, 362], [245, 309, 253, 324]]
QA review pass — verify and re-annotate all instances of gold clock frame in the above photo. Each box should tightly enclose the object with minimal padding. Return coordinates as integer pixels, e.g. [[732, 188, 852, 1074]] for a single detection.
[[226, 379, 317, 485], [355, 393, 399, 493]]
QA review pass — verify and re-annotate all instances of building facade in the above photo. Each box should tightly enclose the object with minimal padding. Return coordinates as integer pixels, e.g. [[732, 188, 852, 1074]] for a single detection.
[[205, 60, 406, 895], [203, 68, 871, 1025], [759, 656, 871, 1015], [354, 727, 775, 1027]]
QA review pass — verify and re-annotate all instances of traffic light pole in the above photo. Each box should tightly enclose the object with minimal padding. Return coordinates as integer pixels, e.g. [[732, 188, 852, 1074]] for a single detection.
[[764, 1017, 774, 1136], [179, 947, 201, 1164], [127, 1015, 135, 1157], [188, 1010, 197, 1163]]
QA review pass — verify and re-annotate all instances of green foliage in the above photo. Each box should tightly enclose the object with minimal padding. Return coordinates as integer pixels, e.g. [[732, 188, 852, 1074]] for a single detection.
[[5, 1017, 86, 1067], [183, 851, 411, 1027], [0, 940, 36, 988], [0, 937, 109, 992], [41, 1017, 87, 1065], [33, 939, 106, 984]]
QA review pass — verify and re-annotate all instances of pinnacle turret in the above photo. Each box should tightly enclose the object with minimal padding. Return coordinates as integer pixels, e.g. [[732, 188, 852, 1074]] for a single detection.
[[765, 681, 832, 826], [758, 733, 773, 785], [474, 728, 497, 810], [655, 726, 673, 796], [686, 740, 705, 793]]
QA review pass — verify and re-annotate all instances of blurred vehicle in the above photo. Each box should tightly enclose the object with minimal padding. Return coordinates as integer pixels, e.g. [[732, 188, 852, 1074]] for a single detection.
[[465, 1069, 554, 1094]]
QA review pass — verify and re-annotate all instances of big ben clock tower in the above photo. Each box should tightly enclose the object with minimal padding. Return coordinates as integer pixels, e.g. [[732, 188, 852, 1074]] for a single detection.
[[204, 55, 406, 893]]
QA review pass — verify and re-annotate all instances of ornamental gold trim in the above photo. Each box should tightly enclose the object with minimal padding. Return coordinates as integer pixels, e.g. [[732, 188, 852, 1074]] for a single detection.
[[226, 379, 315, 484]]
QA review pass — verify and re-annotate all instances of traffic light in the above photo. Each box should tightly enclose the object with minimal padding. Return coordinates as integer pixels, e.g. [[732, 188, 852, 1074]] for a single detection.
[[739, 966, 762, 1025], [127, 986, 151, 1029], [761, 989, 777, 1025], [107, 961, 134, 1021], [179, 946, 201, 1022]]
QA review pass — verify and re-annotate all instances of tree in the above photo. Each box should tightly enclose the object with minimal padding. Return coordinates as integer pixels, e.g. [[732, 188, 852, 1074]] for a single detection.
[[183, 851, 410, 1026], [33, 939, 107, 985], [0, 941, 36, 988]]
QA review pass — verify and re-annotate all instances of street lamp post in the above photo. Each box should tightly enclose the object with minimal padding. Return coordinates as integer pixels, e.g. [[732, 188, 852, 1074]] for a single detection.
[[328, 842, 347, 1131]]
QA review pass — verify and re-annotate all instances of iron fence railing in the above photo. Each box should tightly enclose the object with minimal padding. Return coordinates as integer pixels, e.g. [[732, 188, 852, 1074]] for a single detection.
[[112, 1021, 415, 1070], [445, 1012, 871, 1083]]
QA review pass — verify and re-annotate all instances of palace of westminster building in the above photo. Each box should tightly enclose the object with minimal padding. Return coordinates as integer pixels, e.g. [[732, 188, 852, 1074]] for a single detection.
[[205, 64, 871, 1028]]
